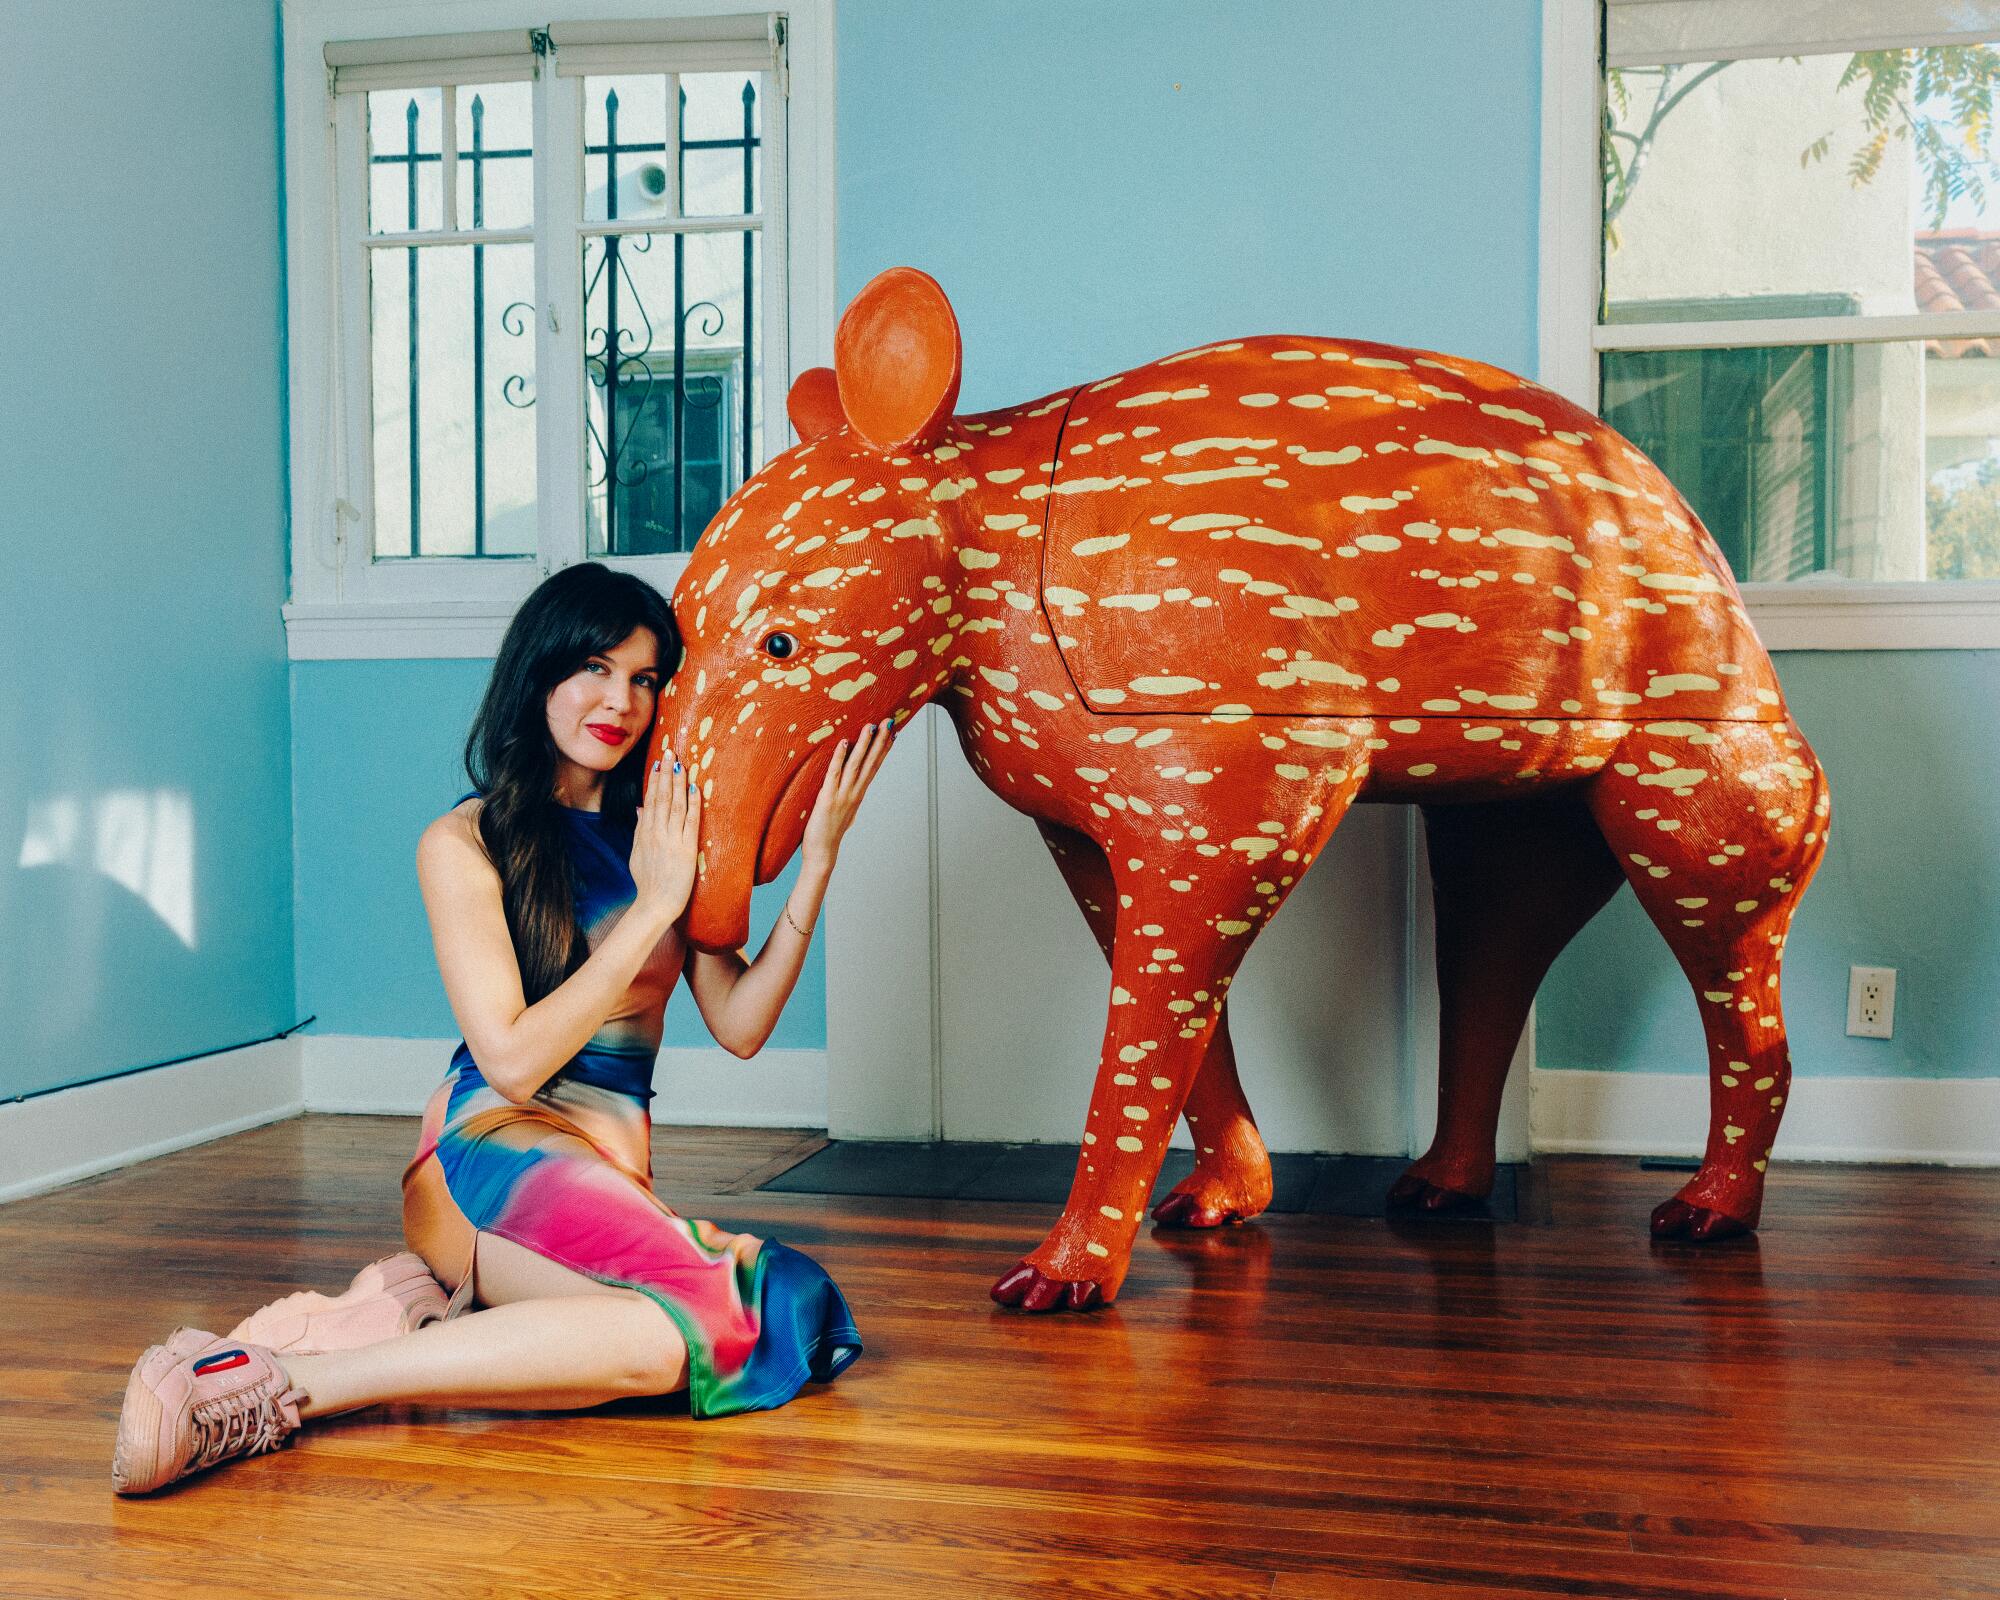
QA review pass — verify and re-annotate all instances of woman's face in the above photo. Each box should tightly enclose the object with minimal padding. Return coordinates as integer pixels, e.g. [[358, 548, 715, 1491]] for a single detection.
[[545, 627, 664, 777]]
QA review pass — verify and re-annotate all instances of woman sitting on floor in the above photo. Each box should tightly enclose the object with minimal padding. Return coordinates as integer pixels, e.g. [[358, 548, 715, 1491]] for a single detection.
[[113, 562, 890, 1494]]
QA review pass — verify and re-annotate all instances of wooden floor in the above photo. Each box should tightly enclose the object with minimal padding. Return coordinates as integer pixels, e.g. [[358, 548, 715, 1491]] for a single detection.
[[3, 1117, 1997, 1599]]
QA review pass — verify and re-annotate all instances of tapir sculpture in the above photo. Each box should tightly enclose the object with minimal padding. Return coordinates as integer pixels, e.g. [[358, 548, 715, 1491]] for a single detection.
[[654, 267, 1829, 1313]]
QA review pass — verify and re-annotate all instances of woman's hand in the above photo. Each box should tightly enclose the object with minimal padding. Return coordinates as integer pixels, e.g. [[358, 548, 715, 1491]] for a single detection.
[[801, 719, 895, 874], [631, 749, 702, 926], [681, 720, 893, 1058]]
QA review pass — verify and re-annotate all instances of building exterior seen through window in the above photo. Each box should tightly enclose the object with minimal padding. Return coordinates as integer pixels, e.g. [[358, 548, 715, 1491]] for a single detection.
[[1601, 45, 2000, 582]]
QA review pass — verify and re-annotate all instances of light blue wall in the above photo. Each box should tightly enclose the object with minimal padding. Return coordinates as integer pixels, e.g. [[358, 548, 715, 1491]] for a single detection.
[[289, 2, 1995, 1089], [839, 1, 2000, 1087], [1540, 652, 2000, 1078], [0, 0, 295, 1100], [290, 660, 817, 1048], [5, 1, 1978, 1105], [292, 0, 1544, 1055], [292, 663, 486, 1038], [838, 0, 1543, 407]]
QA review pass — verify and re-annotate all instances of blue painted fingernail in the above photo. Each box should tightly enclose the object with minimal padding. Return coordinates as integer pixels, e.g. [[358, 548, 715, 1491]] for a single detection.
[[673, 761, 682, 773]]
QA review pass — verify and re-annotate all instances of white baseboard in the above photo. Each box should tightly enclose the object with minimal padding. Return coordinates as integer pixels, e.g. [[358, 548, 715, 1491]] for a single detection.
[[14, 1045, 1981, 1209], [0, 1038, 304, 1205], [0, 1034, 826, 1208], [1530, 1068, 2000, 1165], [298, 1034, 828, 1128]]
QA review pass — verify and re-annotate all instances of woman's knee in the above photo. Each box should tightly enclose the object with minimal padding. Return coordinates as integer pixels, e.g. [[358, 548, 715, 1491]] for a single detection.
[[607, 1292, 689, 1397]]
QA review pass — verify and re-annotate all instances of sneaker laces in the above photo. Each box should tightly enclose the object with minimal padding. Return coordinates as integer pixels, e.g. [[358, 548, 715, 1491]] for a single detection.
[[187, 1382, 302, 1473]]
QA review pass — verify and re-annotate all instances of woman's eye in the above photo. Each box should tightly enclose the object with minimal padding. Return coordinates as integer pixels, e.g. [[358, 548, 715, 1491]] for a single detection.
[[761, 631, 798, 660]]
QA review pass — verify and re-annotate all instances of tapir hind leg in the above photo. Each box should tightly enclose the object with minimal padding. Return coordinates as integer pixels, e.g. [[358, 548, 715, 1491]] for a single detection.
[[1393, 788, 1626, 1211], [1584, 717, 1830, 1240], [1036, 821, 1273, 1229]]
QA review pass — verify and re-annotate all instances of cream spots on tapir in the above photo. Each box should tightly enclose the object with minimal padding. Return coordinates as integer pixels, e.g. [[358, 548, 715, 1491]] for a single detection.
[[663, 324, 1822, 1302]]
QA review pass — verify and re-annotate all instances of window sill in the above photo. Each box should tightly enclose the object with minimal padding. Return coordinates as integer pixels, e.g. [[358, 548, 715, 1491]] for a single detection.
[[286, 551, 701, 659], [284, 600, 533, 660], [285, 582, 2000, 661], [1739, 582, 2000, 651]]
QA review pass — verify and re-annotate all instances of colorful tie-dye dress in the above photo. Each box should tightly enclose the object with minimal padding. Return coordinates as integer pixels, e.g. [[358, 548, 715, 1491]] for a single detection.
[[401, 800, 861, 1418]]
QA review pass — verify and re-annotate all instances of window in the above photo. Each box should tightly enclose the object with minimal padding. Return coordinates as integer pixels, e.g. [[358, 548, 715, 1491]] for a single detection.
[[280, 3, 834, 658], [1541, 0, 2000, 646]]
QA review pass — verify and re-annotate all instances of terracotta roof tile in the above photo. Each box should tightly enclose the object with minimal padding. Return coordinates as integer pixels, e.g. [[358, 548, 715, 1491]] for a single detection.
[[1918, 231, 2000, 357]]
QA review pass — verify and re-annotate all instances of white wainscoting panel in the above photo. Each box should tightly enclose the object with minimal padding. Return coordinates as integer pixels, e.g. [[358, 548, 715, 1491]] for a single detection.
[[1531, 1068, 2000, 1164], [0, 1038, 304, 1204]]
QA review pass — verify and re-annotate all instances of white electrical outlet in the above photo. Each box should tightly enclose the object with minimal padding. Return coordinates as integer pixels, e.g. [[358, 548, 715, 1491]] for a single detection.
[[1846, 965, 1896, 1039]]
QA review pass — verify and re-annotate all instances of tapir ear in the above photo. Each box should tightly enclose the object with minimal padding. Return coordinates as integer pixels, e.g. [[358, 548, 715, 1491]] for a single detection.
[[834, 267, 962, 453], [786, 366, 846, 443]]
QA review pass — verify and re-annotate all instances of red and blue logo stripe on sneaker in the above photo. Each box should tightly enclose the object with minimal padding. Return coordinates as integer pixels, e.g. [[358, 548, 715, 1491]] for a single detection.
[[191, 1349, 251, 1376]]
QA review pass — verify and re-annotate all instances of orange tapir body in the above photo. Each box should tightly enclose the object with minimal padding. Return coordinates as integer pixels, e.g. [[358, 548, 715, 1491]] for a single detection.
[[1041, 336, 1784, 726], [657, 269, 1829, 1312]]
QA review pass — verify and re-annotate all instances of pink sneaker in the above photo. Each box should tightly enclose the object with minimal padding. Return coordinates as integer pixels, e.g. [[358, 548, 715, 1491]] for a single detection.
[[111, 1331, 305, 1494], [226, 1251, 448, 1355]]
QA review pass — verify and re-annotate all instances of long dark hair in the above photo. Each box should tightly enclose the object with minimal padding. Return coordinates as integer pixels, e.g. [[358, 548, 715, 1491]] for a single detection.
[[464, 563, 679, 1003]]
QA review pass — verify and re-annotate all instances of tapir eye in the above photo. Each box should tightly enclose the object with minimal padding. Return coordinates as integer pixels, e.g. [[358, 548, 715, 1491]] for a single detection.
[[761, 631, 798, 660]]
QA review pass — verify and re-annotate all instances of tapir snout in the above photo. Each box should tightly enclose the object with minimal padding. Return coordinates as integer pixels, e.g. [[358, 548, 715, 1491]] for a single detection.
[[654, 672, 841, 952]]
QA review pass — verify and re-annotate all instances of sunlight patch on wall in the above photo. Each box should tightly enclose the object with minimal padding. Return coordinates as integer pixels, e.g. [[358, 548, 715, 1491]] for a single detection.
[[17, 789, 197, 947]]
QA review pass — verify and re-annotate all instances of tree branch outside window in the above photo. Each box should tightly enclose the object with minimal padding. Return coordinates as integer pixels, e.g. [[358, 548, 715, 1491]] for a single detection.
[[1604, 46, 2000, 242]]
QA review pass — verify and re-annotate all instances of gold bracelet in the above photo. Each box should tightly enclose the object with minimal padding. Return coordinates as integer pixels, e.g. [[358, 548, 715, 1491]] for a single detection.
[[783, 903, 814, 938]]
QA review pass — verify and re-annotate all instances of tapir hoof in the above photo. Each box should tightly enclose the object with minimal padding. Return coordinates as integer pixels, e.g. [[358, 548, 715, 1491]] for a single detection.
[[1149, 1152, 1274, 1229], [1650, 1197, 1755, 1242], [1149, 1192, 1246, 1229], [1385, 1173, 1488, 1214], [990, 1262, 1106, 1313]]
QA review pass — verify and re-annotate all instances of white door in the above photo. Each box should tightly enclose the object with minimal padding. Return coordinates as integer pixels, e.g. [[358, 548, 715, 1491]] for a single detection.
[[824, 706, 1531, 1160]]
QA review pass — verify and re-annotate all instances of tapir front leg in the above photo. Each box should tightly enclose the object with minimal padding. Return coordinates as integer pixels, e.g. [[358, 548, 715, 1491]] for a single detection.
[[1035, 821, 1274, 1228], [994, 749, 1367, 1311], [988, 890, 1247, 1310]]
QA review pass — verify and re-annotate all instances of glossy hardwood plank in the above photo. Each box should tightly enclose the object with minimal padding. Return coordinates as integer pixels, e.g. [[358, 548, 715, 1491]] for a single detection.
[[1, 1116, 1995, 1599]]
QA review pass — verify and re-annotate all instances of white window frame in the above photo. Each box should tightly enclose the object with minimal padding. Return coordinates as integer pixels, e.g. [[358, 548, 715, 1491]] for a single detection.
[[280, 0, 836, 660], [1540, 0, 2000, 649]]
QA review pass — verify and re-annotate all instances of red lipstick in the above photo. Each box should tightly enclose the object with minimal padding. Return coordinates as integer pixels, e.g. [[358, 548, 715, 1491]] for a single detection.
[[585, 723, 630, 746]]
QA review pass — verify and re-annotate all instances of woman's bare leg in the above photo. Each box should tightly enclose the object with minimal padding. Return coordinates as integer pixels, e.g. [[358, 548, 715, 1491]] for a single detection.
[[281, 1233, 687, 1418]]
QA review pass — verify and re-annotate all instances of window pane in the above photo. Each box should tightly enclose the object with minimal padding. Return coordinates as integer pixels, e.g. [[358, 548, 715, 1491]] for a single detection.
[[369, 243, 537, 559], [1604, 47, 2000, 319], [583, 75, 671, 224], [583, 229, 762, 555], [455, 81, 533, 231], [1601, 340, 2000, 582], [681, 72, 762, 217], [1927, 336, 2000, 579], [683, 146, 758, 218], [680, 71, 760, 143], [582, 73, 763, 221], [369, 88, 443, 234]]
